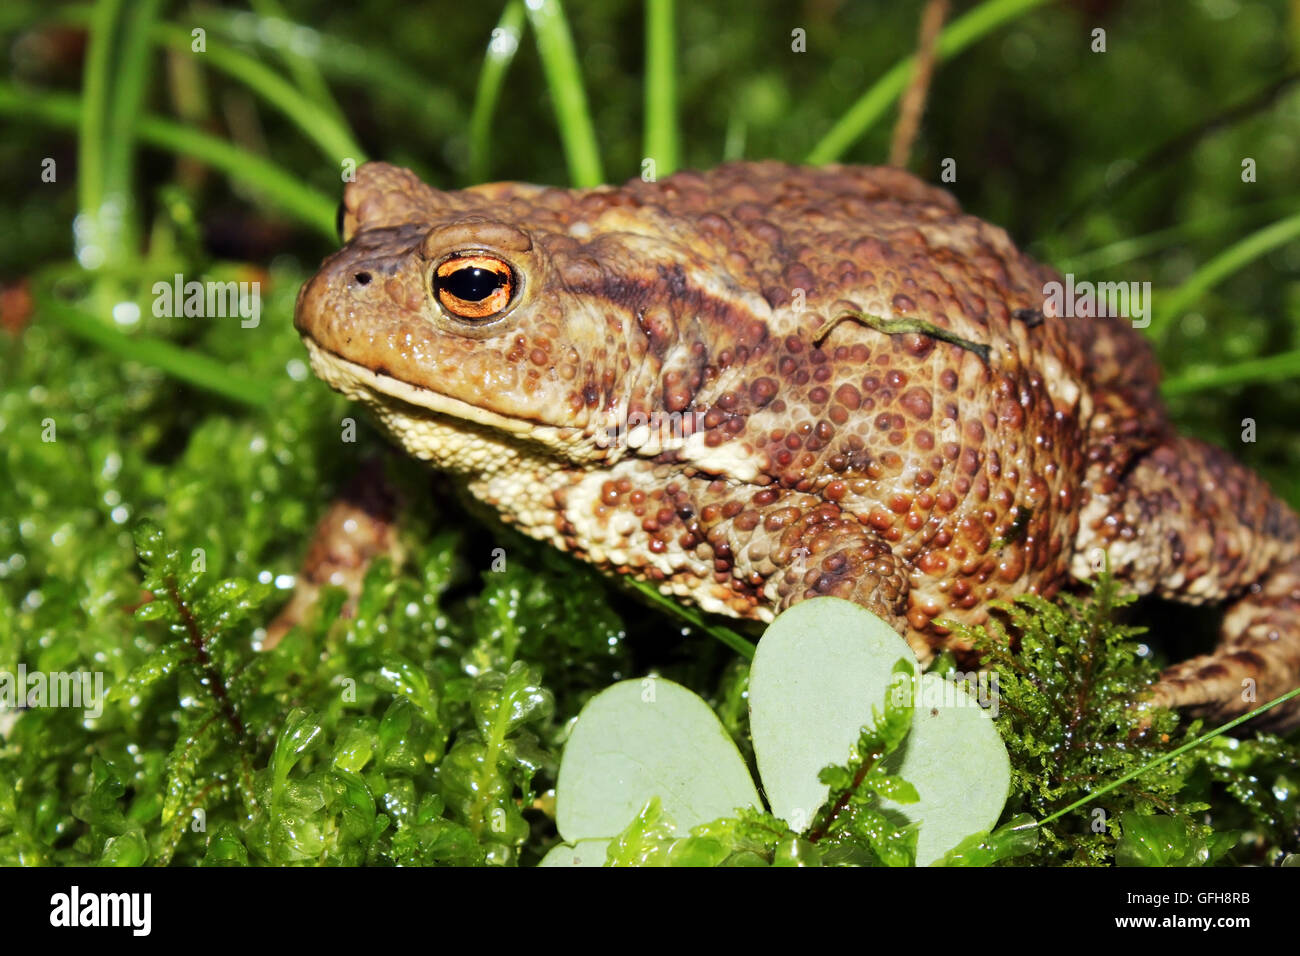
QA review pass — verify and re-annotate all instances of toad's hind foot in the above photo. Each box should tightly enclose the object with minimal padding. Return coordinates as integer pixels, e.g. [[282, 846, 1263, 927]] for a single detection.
[[1147, 556, 1300, 730], [1080, 434, 1300, 730]]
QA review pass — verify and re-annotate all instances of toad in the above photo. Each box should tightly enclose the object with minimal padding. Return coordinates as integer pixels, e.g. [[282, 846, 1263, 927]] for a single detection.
[[291, 160, 1300, 728]]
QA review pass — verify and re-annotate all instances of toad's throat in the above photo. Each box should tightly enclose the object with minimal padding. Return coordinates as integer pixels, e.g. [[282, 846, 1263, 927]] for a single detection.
[[300, 336, 597, 476]]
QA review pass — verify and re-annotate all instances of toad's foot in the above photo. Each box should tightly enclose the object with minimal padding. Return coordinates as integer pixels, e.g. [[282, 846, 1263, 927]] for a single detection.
[[265, 459, 401, 648], [1078, 435, 1300, 730], [1147, 556, 1300, 730]]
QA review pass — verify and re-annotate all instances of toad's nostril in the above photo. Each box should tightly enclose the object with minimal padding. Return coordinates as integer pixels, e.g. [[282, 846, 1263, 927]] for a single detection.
[[354, 272, 372, 286]]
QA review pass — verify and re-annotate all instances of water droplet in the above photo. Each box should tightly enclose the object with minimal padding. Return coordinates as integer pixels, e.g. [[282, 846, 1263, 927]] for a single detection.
[[111, 300, 140, 326]]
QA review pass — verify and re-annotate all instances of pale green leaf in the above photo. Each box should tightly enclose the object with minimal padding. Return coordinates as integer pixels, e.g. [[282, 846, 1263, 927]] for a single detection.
[[748, 596, 915, 830], [749, 597, 1009, 864], [538, 838, 612, 867], [555, 678, 759, 843]]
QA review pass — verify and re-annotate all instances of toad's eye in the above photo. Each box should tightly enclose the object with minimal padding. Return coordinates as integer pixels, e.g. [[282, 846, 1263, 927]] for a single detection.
[[433, 255, 515, 320]]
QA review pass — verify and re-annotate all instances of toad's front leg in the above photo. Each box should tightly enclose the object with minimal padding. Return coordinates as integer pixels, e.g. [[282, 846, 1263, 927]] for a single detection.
[[265, 459, 402, 647], [719, 498, 916, 652]]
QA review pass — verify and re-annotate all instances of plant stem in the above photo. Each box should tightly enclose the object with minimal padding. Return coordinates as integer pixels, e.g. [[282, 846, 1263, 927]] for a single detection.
[[806, 749, 883, 843], [526, 0, 604, 186], [469, 0, 527, 184], [166, 578, 246, 741], [643, 0, 679, 178], [807, 0, 1051, 164], [888, 0, 948, 169], [1037, 685, 1300, 828]]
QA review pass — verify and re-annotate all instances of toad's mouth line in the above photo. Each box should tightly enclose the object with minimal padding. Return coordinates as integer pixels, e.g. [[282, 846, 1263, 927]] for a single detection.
[[300, 336, 549, 438]]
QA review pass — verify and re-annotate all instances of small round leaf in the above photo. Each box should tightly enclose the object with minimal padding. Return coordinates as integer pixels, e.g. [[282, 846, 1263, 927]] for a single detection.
[[538, 839, 611, 867], [749, 597, 1009, 865], [884, 672, 1010, 866], [749, 597, 915, 829], [555, 678, 760, 843]]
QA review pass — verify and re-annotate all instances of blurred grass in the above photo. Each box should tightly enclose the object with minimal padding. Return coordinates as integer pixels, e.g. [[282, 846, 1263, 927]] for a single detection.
[[468, 0, 526, 184], [33, 265, 275, 407], [0, 84, 337, 235], [643, 0, 679, 177], [1, 0, 1299, 585], [1153, 210, 1300, 337], [807, 0, 1053, 163], [525, 0, 604, 186], [149, 22, 365, 163]]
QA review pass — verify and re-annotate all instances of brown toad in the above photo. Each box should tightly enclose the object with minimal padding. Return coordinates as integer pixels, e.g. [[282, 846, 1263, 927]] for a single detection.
[[292, 160, 1300, 727]]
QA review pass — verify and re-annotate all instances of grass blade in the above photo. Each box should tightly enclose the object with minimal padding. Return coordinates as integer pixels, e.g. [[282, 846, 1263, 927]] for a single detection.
[[0, 85, 337, 238], [807, 0, 1051, 164], [1150, 210, 1300, 337], [248, 0, 349, 129], [1037, 685, 1300, 828], [33, 268, 274, 408], [103, 0, 164, 260], [1054, 196, 1299, 273], [1161, 348, 1300, 397], [152, 23, 365, 165], [54, 4, 464, 152], [206, 10, 463, 144], [526, 0, 604, 186], [76, 0, 125, 270], [625, 579, 755, 660], [469, 0, 527, 184], [643, 0, 679, 178]]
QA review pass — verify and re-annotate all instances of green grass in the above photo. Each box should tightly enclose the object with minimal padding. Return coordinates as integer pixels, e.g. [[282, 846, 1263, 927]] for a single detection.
[[0, 85, 338, 237], [469, 0, 527, 184], [1153, 210, 1300, 337], [643, 0, 679, 177], [149, 22, 366, 164], [525, 0, 604, 187], [806, 0, 1054, 164]]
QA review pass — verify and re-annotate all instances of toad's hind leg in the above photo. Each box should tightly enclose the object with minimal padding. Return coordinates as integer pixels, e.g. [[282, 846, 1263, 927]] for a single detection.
[[1076, 435, 1300, 729]]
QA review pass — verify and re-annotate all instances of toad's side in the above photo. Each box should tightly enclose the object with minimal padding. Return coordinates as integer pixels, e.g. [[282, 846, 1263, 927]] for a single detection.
[[289, 161, 1300, 728]]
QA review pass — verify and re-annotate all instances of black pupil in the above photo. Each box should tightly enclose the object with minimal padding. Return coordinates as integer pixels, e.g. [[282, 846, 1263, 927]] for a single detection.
[[442, 266, 505, 302]]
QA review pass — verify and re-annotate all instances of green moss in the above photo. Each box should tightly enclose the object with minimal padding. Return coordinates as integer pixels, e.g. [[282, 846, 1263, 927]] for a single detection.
[[950, 575, 1300, 866]]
